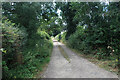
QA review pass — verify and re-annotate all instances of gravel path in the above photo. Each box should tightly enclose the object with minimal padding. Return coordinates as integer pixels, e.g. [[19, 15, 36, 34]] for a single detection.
[[42, 40, 118, 78]]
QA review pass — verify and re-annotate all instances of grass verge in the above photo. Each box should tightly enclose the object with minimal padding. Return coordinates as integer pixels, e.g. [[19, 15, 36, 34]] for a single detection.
[[34, 55, 52, 78], [61, 41, 118, 75], [69, 47, 118, 75], [33, 39, 53, 78]]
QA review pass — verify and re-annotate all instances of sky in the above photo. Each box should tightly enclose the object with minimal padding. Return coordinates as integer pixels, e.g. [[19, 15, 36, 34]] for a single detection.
[[57, 9, 62, 19], [100, 0, 109, 5]]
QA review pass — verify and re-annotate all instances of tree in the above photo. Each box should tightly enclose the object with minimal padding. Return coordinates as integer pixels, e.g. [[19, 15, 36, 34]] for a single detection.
[[56, 2, 78, 39], [2, 2, 59, 37]]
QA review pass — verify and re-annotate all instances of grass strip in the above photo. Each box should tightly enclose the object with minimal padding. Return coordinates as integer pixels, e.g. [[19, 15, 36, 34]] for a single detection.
[[58, 45, 70, 63]]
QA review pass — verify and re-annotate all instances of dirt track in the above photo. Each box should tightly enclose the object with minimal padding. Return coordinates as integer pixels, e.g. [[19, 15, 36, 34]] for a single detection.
[[42, 40, 118, 78]]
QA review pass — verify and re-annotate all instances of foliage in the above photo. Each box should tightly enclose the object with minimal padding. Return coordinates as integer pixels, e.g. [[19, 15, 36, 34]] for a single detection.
[[37, 30, 50, 40], [2, 19, 53, 79], [2, 2, 63, 37], [55, 31, 67, 42], [1, 19, 27, 78], [61, 31, 67, 43], [2, 2, 120, 78], [2, 2, 40, 37], [10, 34, 53, 78], [56, 2, 78, 39], [55, 33, 61, 41], [62, 2, 120, 55], [60, 2, 120, 65], [68, 26, 85, 49], [2, 3, 54, 78], [2, 19, 27, 64], [38, 17, 63, 36]]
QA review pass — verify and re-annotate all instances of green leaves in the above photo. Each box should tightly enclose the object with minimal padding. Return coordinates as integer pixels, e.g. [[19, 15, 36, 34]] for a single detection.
[[2, 19, 28, 78], [63, 2, 120, 61], [37, 31, 50, 40], [0, 48, 7, 53]]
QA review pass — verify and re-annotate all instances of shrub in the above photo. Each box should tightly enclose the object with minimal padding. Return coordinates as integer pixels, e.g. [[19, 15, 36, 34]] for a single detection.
[[1, 19, 27, 78], [2, 19, 53, 79], [67, 24, 119, 69], [61, 31, 67, 43], [17, 31, 53, 78], [68, 26, 86, 50], [37, 30, 50, 40], [55, 33, 61, 41]]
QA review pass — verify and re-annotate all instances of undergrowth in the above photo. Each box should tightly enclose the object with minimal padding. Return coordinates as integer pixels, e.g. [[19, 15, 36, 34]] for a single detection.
[[67, 44, 118, 75], [2, 19, 53, 79]]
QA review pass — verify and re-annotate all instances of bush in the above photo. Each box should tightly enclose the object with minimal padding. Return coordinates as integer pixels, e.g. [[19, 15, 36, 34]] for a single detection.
[[67, 24, 119, 62], [2, 19, 53, 79], [55, 31, 67, 43], [1, 19, 27, 78], [10, 36, 53, 78], [55, 33, 61, 41], [17, 31, 53, 78], [61, 32, 67, 43], [68, 26, 86, 50], [37, 30, 50, 40]]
